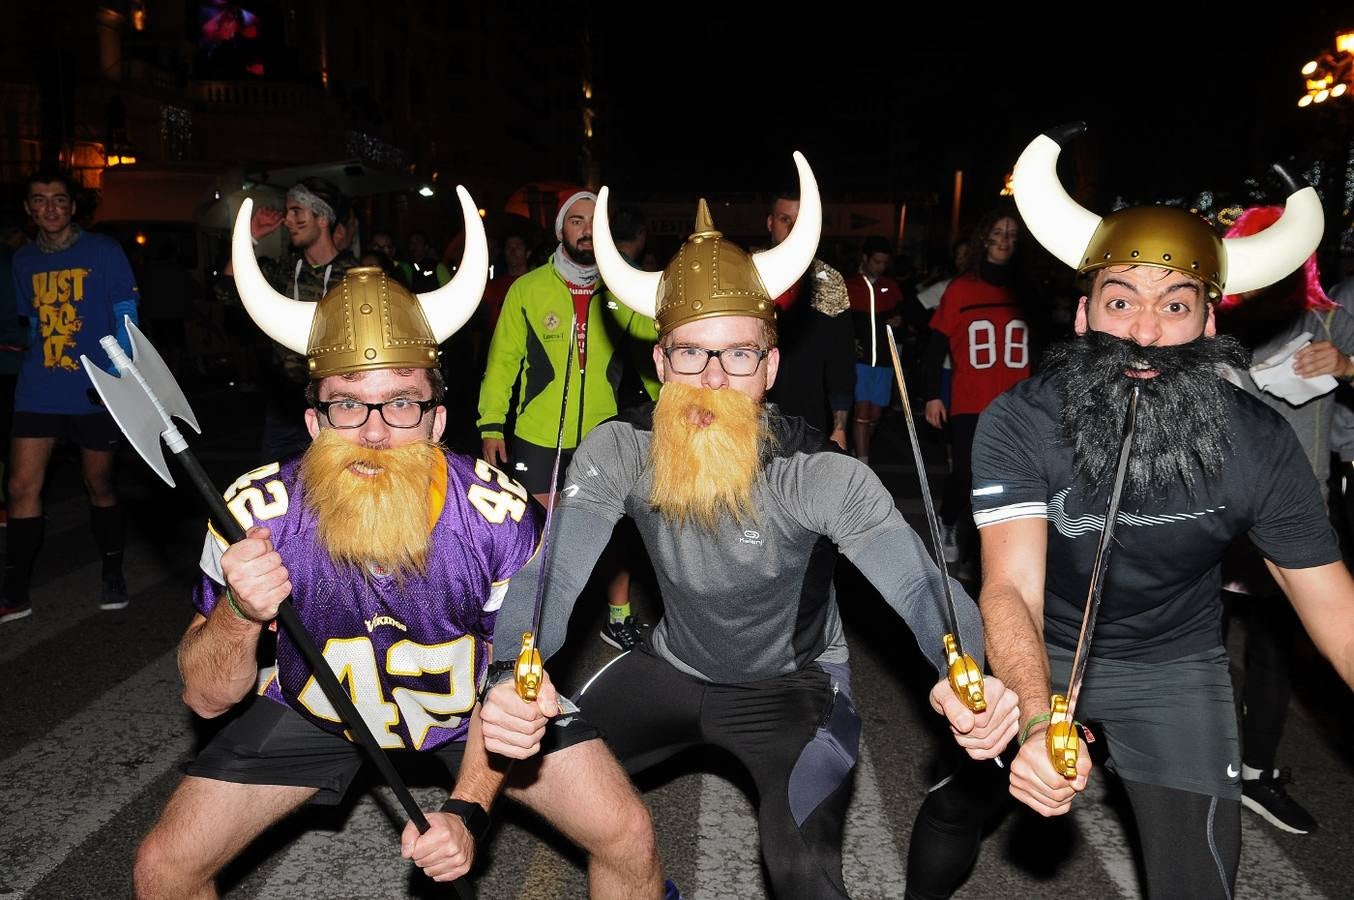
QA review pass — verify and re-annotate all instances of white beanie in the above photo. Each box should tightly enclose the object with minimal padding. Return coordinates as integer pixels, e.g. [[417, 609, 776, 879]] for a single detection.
[[555, 191, 598, 240]]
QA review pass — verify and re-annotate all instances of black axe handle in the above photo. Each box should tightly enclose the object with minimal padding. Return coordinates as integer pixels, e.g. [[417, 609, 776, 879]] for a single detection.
[[177, 447, 481, 896], [179, 448, 479, 897]]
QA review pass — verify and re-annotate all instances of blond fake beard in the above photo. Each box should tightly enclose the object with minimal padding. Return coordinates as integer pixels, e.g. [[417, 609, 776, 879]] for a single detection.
[[298, 428, 441, 577], [648, 381, 768, 531]]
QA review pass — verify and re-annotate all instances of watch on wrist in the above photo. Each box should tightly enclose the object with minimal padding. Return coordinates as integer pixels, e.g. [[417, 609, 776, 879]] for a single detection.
[[439, 798, 491, 842]]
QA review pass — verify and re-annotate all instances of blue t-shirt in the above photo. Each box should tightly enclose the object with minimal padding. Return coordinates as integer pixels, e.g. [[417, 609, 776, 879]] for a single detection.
[[11, 231, 139, 414]]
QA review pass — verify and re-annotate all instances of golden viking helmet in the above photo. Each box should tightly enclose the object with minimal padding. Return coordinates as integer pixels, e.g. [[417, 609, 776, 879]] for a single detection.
[[595, 152, 822, 334], [1012, 122, 1324, 299], [231, 186, 488, 378]]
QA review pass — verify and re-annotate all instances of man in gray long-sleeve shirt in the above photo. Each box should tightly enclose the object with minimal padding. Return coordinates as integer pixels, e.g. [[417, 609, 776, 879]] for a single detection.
[[479, 157, 1018, 899]]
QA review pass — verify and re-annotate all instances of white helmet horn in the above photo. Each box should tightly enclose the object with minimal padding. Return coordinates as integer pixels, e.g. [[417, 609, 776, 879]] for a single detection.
[[231, 197, 315, 355], [1221, 165, 1325, 295], [415, 185, 489, 341], [751, 151, 822, 298], [1011, 122, 1102, 269], [592, 185, 661, 318]]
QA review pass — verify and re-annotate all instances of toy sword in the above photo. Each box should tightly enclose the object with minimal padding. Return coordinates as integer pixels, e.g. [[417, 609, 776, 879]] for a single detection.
[[1047, 384, 1139, 778], [884, 325, 985, 712], [514, 314, 578, 702]]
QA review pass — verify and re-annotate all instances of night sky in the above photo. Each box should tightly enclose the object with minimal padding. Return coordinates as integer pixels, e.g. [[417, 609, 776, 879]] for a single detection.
[[590, 10, 1351, 213]]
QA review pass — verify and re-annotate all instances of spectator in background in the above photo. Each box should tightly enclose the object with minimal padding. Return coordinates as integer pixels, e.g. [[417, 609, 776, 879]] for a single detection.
[[764, 184, 855, 448], [921, 208, 1027, 566], [0, 222, 29, 526], [366, 230, 404, 281], [223, 177, 356, 462], [844, 236, 904, 464], [609, 205, 658, 414], [1214, 205, 1354, 836], [2, 171, 139, 623], [332, 206, 360, 257], [478, 191, 660, 651], [401, 231, 450, 291], [609, 205, 648, 265], [483, 232, 531, 330]]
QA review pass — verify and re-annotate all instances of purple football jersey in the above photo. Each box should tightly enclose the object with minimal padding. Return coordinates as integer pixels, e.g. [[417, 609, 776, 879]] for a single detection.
[[194, 450, 540, 750]]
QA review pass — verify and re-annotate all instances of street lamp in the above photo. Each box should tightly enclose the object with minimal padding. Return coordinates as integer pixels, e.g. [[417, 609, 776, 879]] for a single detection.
[[1298, 30, 1354, 107]]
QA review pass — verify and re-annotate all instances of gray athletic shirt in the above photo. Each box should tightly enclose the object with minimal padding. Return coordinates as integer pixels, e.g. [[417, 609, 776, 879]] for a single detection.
[[492, 407, 982, 683]]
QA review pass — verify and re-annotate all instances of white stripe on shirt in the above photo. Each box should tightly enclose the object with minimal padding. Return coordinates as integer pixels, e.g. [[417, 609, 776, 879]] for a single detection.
[[974, 502, 1047, 529]]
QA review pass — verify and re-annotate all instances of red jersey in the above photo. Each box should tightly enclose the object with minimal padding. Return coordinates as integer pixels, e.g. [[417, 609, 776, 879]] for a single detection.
[[929, 273, 1029, 416], [483, 273, 523, 329]]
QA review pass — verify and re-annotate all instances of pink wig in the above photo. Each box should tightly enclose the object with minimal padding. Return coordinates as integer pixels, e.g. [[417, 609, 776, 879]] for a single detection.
[[1219, 205, 1335, 310]]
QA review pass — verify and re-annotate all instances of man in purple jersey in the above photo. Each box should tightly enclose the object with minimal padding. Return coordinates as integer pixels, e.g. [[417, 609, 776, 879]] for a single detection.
[[132, 194, 665, 898]]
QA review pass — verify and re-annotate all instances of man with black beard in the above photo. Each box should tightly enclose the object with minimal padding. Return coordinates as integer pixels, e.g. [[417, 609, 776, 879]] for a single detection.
[[905, 125, 1354, 900], [478, 190, 659, 651], [134, 192, 667, 898], [477, 155, 1020, 900]]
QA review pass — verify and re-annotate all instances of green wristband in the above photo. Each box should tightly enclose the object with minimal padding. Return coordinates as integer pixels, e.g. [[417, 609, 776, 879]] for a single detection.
[[225, 588, 256, 623], [1019, 712, 1053, 746]]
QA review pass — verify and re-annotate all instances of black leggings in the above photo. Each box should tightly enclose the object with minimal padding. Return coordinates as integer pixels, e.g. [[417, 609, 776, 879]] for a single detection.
[[578, 649, 859, 899], [939, 414, 980, 552], [906, 753, 1241, 899], [1238, 596, 1298, 771]]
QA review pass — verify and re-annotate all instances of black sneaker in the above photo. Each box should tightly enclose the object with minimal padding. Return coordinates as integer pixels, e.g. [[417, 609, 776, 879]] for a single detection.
[[100, 573, 130, 611], [1241, 768, 1318, 834], [0, 601, 32, 623], [600, 616, 647, 651]]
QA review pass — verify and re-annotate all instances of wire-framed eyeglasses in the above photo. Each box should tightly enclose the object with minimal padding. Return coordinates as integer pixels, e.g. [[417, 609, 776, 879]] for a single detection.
[[662, 345, 769, 376], [314, 398, 436, 429]]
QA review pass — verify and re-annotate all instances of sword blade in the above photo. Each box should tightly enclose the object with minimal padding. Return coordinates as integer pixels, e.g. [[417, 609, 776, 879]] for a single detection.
[[884, 325, 963, 640], [885, 326, 985, 714], [1062, 384, 1139, 725], [516, 314, 578, 700]]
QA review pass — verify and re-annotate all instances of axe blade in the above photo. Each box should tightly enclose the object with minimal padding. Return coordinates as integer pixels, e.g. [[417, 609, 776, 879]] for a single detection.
[[124, 319, 201, 436], [78, 319, 202, 489]]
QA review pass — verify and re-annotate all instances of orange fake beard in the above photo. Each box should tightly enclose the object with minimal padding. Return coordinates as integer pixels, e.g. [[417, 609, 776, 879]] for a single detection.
[[298, 428, 441, 577], [648, 381, 768, 531]]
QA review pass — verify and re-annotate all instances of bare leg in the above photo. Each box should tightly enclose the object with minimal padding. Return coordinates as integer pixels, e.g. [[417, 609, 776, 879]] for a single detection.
[[607, 566, 631, 610], [852, 400, 873, 460], [507, 739, 663, 899], [133, 776, 316, 900], [7, 436, 56, 518], [79, 445, 118, 507]]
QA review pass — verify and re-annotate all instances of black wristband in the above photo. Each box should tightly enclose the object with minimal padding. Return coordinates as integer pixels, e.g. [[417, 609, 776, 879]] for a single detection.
[[439, 798, 491, 842], [477, 660, 515, 706]]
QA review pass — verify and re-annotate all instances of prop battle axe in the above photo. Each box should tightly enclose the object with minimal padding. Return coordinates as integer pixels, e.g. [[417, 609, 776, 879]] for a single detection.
[[81, 320, 477, 895]]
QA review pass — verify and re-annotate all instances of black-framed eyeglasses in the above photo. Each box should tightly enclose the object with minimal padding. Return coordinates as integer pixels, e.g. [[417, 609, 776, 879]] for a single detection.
[[314, 398, 436, 429], [662, 345, 769, 376]]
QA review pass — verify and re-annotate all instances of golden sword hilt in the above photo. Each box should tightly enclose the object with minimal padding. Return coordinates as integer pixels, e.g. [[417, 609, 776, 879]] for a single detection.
[[944, 633, 986, 713], [1046, 693, 1079, 778], [515, 631, 543, 702]]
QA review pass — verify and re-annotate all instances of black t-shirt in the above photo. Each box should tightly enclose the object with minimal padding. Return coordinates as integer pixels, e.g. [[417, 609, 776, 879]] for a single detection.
[[971, 373, 1341, 662]]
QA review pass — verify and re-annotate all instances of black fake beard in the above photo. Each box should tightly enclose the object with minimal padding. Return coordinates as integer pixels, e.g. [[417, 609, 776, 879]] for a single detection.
[[1043, 330, 1249, 501]]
